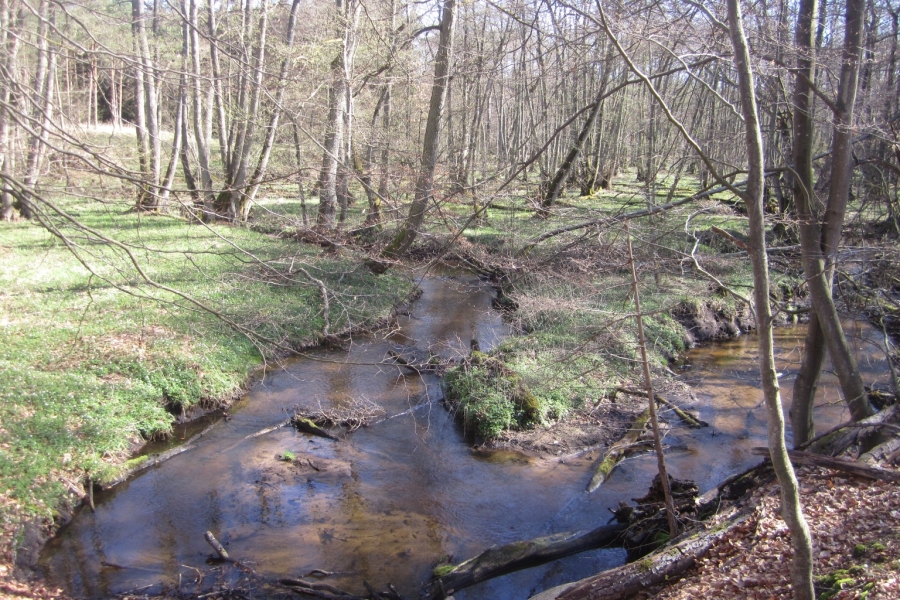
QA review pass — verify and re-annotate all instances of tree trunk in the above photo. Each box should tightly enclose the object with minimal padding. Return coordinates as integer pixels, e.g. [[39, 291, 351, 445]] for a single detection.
[[245, 0, 302, 216], [21, 0, 55, 219], [727, 1, 814, 596], [792, 0, 873, 436], [530, 510, 752, 600], [215, 0, 268, 221], [538, 97, 603, 216], [206, 0, 229, 170], [370, 0, 455, 272], [317, 0, 359, 230], [133, 0, 160, 211], [0, 0, 22, 221], [188, 0, 215, 219]]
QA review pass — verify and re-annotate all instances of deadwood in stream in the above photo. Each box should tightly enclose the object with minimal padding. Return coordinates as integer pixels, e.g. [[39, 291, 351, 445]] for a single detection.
[[425, 523, 628, 600], [291, 416, 342, 441], [614, 387, 709, 428], [750, 448, 900, 482], [587, 405, 652, 492], [100, 423, 217, 490], [528, 508, 753, 600]]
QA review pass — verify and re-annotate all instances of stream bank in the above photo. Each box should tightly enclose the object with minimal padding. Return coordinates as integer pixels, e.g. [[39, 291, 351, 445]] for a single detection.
[[36, 272, 894, 599]]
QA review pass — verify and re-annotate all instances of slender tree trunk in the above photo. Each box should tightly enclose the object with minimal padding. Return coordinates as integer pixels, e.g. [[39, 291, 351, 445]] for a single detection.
[[368, 0, 456, 273], [538, 97, 603, 215], [726, 1, 814, 596], [792, 0, 873, 442], [317, 55, 346, 229], [370, 0, 455, 272], [215, 0, 267, 221], [0, 0, 22, 221], [317, 0, 359, 230], [131, 0, 157, 210], [245, 0, 302, 216], [21, 0, 55, 219], [207, 0, 228, 170], [188, 0, 214, 219], [624, 221, 678, 539], [135, 0, 160, 210], [291, 120, 308, 226]]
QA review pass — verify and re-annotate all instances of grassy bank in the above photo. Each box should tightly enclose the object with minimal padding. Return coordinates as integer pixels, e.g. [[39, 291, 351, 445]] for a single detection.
[[441, 174, 803, 442], [0, 196, 414, 562]]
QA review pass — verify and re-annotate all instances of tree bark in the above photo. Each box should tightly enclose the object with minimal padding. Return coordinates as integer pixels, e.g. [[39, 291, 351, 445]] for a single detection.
[[727, 0, 814, 596]]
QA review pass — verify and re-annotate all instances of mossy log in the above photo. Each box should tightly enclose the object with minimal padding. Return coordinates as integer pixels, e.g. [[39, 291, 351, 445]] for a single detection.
[[587, 406, 652, 492], [291, 416, 340, 441], [101, 423, 216, 490], [426, 523, 628, 600], [468, 351, 541, 424], [529, 508, 752, 600], [614, 387, 708, 428]]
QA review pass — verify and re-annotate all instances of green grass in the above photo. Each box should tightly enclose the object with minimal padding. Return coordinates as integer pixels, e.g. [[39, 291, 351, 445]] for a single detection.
[[439, 169, 797, 441], [0, 195, 413, 519]]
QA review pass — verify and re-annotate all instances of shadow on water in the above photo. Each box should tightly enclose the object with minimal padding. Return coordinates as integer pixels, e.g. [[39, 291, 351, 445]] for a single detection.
[[40, 278, 893, 599]]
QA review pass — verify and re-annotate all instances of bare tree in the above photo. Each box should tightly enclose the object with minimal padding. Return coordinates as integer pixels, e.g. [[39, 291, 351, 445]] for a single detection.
[[791, 0, 874, 445], [727, 0, 814, 594], [370, 0, 456, 271]]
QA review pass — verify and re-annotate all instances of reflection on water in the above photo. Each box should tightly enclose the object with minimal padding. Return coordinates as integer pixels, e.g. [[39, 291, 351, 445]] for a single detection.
[[40, 280, 891, 599]]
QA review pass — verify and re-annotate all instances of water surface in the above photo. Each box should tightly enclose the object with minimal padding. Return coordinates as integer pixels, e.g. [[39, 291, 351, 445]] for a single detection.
[[41, 280, 892, 598]]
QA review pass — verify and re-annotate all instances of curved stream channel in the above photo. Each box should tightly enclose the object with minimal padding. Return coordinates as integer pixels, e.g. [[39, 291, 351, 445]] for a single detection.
[[41, 275, 893, 599]]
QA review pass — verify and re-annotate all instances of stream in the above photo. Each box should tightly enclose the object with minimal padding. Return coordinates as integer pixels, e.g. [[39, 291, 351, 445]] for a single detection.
[[40, 275, 894, 599]]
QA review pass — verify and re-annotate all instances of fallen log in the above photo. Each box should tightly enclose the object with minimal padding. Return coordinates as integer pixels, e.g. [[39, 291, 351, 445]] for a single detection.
[[529, 508, 751, 600], [291, 416, 341, 441], [205, 531, 234, 562], [101, 422, 217, 490], [860, 435, 900, 466], [425, 522, 628, 600], [751, 447, 900, 482], [614, 387, 708, 428], [587, 406, 652, 492], [806, 405, 898, 456], [279, 578, 407, 600]]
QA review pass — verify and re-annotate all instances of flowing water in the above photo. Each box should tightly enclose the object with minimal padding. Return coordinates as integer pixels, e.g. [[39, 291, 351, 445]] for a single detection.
[[40, 277, 893, 599]]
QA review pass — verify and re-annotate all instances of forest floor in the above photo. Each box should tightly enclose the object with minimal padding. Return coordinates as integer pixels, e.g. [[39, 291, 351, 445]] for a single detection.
[[651, 465, 900, 600]]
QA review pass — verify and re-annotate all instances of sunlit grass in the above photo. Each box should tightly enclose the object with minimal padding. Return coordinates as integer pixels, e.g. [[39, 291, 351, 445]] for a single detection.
[[0, 195, 413, 518]]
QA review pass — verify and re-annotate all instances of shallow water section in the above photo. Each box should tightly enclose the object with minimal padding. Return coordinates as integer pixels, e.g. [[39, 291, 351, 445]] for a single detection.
[[41, 278, 892, 599]]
